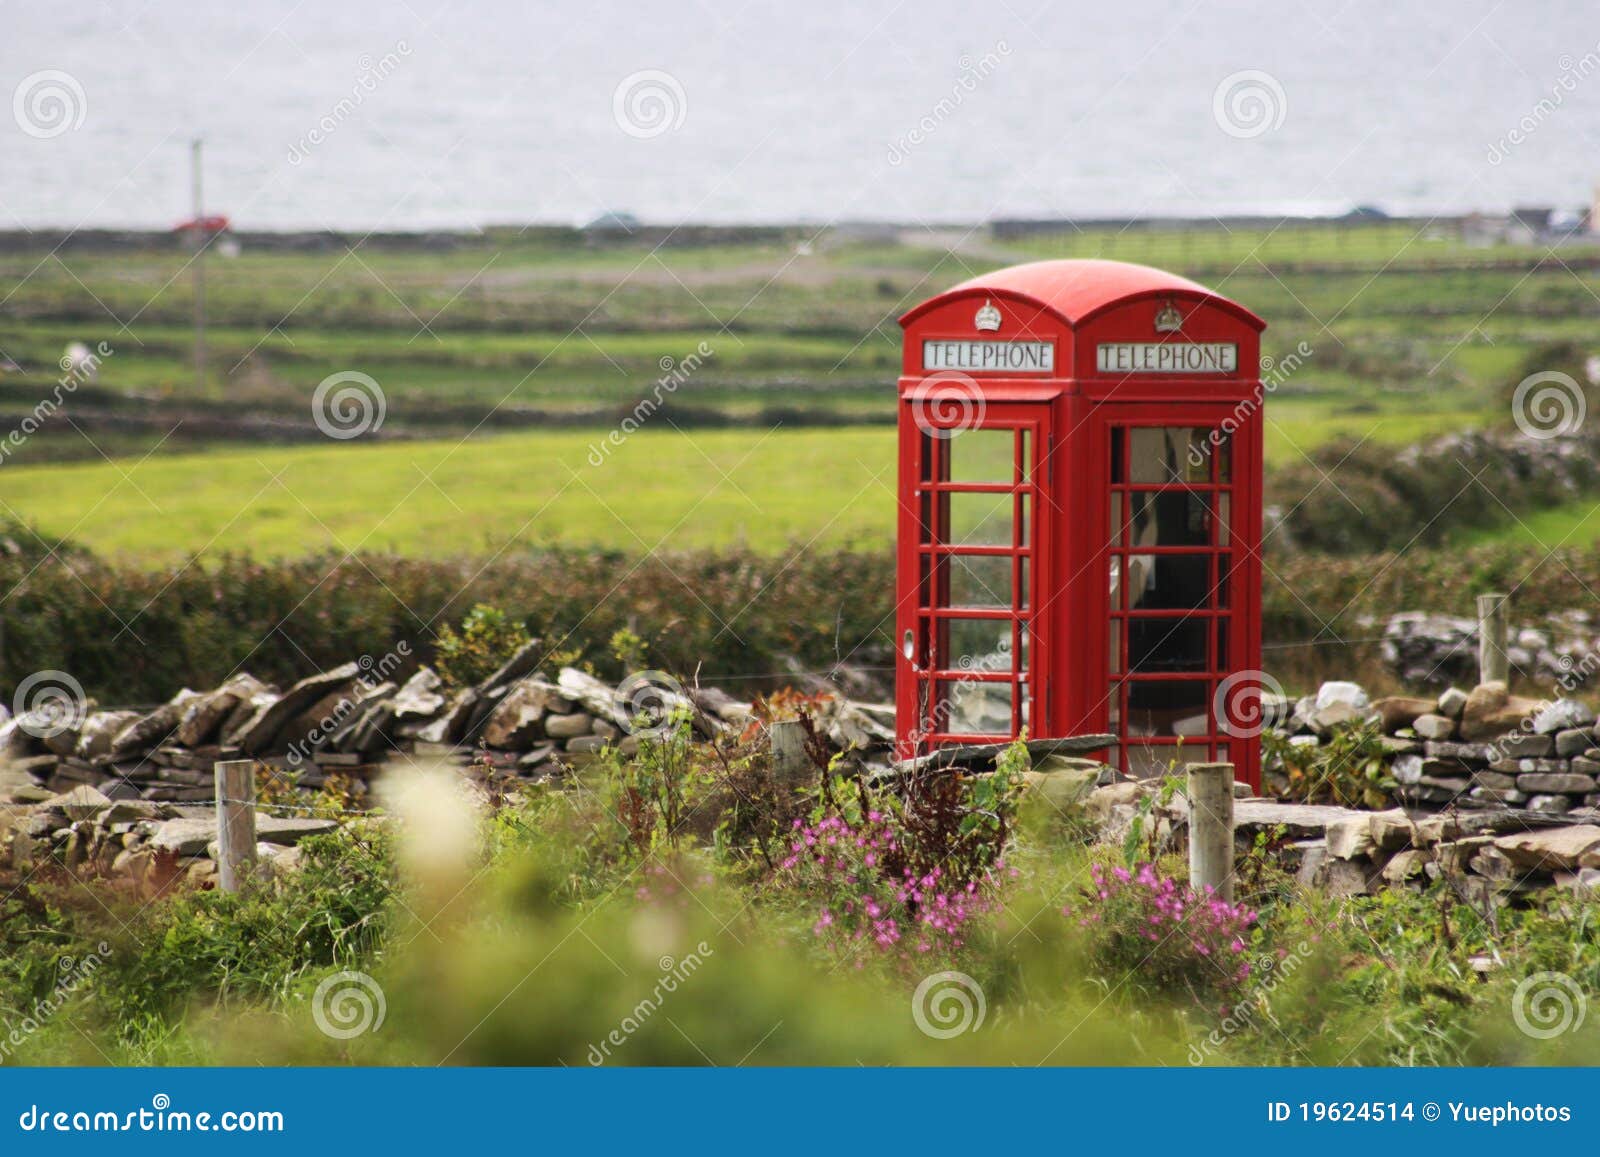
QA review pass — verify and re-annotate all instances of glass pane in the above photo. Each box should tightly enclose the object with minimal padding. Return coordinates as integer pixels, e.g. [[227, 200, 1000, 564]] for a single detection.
[[1109, 619, 1123, 673], [1128, 615, 1209, 673], [1018, 430, 1031, 483], [942, 617, 1014, 674], [1125, 678, 1211, 738], [1216, 434, 1232, 483], [948, 492, 1013, 546], [1215, 618, 1230, 669], [1110, 492, 1125, 547], [947, 554, 1012, 609], [1019, 558, 1029, 609], [1214, 493, 1231, 547], [935, 679, 1013, 735], [947, 429, 1015, 484], [1128, 427, 1197, 484]]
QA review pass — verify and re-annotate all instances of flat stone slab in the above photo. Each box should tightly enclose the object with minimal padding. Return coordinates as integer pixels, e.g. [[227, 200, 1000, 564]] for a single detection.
[[1494, 824, 1600, 871], [150, 815, 339, 856]]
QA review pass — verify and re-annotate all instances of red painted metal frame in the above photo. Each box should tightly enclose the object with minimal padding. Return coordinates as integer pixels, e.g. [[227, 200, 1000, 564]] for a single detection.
[[896, 260, 1266, 788]]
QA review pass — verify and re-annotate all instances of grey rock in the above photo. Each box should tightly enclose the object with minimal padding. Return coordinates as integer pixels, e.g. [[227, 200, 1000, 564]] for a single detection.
[[481, 679, 565, 749], [1515, 772, 1596, 794], [1532, 698, 1596, 734], [391, 667, 446, 720], [149, 814, 338, 856], [1493, 732, 1554, 758], [234, 663, 360, 755], [563, 735, 610, 755], [1424, 740, 1493, 762], [1556, 728, 1593, 757], [1527, 794, 1574, 815], [1412, 713, 1457, 740], [1494, 825, 1600, 871], [544, 712, 594, 739], [1489, 757, 1569, 774], [1471, 770, 1519, 791], [1437, 686, 1469, 718]]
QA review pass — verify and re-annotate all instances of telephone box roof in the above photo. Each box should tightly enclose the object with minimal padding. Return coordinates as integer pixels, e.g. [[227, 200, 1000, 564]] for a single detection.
[[899, 258, 1265, 330]]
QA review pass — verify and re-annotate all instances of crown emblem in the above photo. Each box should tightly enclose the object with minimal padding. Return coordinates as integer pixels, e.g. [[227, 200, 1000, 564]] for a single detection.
[[974, 300, 1002, 332], [1154, 301, 1183, 333]]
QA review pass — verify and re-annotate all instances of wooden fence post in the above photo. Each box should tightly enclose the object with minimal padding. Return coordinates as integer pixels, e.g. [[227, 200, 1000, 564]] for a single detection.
[[1187, 762, 1236, 904], [1477, 593, 1509, 686], [214, 759, 257, 894], [769, 719, 809, 789]]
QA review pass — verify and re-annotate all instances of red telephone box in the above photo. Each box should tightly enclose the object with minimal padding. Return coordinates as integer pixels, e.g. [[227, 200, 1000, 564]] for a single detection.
[[895, 259, 1267, 788]]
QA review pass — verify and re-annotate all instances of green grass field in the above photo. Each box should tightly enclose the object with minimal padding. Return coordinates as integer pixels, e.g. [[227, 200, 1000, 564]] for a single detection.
[[0, 428, 900, 560], [1, 220, 1595, 559]]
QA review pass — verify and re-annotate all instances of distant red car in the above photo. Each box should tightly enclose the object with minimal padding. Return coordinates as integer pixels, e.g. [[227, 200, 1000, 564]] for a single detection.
[[173, 214, 230, 234]]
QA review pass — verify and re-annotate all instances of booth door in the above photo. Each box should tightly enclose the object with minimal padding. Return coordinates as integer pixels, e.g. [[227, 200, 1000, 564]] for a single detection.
[[903, 404, 1048, 750], [1098, 413, 1249, 776]]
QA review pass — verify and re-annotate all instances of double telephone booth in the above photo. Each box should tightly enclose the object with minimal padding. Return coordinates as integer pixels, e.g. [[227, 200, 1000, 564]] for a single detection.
[[895, 259, 1266, 788]]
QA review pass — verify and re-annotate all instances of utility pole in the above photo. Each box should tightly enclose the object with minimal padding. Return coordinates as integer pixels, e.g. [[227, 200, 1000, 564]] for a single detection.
[[191, 137, 207, 393]]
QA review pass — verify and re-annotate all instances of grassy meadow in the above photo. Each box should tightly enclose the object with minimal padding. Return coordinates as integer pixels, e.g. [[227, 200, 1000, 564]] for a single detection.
[[0, 220, 1596, 561]]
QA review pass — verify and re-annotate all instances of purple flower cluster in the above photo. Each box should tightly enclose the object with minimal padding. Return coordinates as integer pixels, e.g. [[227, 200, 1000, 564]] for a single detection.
[[1069, 861, 1258, 994], [780, 811, 1000, 958]]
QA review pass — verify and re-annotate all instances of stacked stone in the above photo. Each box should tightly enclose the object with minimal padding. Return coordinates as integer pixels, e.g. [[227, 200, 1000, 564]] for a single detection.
[[1376, 683, 1599, 816], [5, 783, 337, 890], [0, 653, 896, 806], [1378, 608, 1600, 689]]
